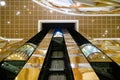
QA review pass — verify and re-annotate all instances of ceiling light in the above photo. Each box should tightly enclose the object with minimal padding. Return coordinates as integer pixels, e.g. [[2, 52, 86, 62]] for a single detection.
[[16, 11, 20, 16], [117, 26, 120, 29], [0, 49, 2, 52], [49, 10, 53, 13], [0, 1, 6, 6], [33, 0, 120, 16], [33, 6, 35, 8], [7, 21, 11, 24], [102, 34, 105, 37], [23, 5, 27, 8], [76, 2, 81, 6], [105, 29, 108, 33]]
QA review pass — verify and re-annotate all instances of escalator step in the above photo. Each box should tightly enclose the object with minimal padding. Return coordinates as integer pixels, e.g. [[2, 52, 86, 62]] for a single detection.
[[52, 51, 64, 58], [48, 74, 66, 80], [50, 60, 64, 71]]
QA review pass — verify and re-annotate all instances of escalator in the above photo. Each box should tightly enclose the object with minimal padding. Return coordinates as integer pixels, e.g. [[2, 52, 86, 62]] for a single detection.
[[2, 26, 120, 80], [0, 28, 49, 80], [68, 28, 120, 80], [38, 29, 74, 80]]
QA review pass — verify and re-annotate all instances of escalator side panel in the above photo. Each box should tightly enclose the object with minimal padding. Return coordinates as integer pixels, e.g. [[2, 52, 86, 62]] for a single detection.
[[14, 29, 54, 80], [63, 29, 99, 80], [68, 28, 120, 80], [0, 29, 50, 80]]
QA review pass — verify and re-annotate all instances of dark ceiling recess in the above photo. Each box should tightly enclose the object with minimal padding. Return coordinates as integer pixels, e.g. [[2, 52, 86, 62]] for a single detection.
[[42, 23, 75, 29]]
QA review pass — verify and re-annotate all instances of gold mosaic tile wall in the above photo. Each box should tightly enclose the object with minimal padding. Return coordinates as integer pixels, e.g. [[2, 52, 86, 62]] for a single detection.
[[0, 0, 120, 39]]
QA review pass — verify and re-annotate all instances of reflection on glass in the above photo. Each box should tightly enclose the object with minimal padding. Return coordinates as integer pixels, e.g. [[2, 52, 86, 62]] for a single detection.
[[81, 43, 111, 62], [81, 44, 101, 57], [6, 43, 36, 60], [53, 30, 63, 37]]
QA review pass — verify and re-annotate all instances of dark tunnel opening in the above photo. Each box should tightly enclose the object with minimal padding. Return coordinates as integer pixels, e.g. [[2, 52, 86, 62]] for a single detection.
[[42, 23, 75, 30]]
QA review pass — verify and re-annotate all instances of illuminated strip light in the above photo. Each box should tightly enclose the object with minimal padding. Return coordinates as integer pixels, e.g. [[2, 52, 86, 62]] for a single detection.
[[71, 63, 91, 68], [32, 0, 120, 16], [75, 0, 95, 6], [0, 36, 23, 41], [78, 6, 115, 12], [68, 0, 73, 4], [93, 38, 120, 40], [48, 0, 72, 7], [32, 0, 74, 15], [32, 54, 45, 57]]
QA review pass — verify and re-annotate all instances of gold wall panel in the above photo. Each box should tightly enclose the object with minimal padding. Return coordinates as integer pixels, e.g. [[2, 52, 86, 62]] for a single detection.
[[0, 0, 120, 39]]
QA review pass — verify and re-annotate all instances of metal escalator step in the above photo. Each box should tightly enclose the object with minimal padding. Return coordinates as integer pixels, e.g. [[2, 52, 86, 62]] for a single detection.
[[49, 60, 64, 71], [48, 74, 66, 80], [52, 51, 64, 58]]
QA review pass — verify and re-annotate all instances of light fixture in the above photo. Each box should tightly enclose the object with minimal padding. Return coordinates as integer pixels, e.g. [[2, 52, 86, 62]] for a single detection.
[[32, 0, 120, 16], [117, 26, 120, 29], [49, 10, 53, 13], [16, 11, 20, 16], [0, 1, 6, 6], [0, 49, 2, 52], [102, 34, 105, 37], [23, 5, 27, 8], [105, 29, 108, 33], [7, 21, 11, 24]]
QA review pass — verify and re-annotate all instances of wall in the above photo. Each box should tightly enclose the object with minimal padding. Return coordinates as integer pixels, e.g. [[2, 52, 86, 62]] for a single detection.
[[0, 0, 120, 39], [0, 6, 1, 35]]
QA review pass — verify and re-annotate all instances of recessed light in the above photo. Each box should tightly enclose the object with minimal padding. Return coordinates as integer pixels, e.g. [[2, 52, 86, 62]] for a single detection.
[[24, 5, 27, 8], [105, 29, 108, 33], [0, 1, 6, 6], [16, 11, 20, 16], [117, 26, 120, 29], [7, 21, 11, 24], [49, 10, 53, 13]]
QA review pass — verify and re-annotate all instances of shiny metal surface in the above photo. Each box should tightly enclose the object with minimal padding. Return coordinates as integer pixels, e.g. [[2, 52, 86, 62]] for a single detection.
[[48, 74, 66, 80], [80, 43, 112, 62], [5, 43, 36, 60], [1, 29, 120, 79], [95, 0, 120, 6], [0, 40, 26, 62], [91, 40, 120, 65], [15, 29, 54, 80], [63, 29, 99, 80], [50, 60, 64, 71], [52, 51, 64, 58]]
